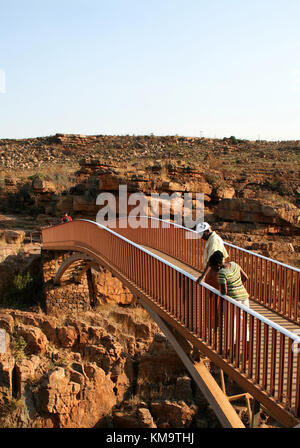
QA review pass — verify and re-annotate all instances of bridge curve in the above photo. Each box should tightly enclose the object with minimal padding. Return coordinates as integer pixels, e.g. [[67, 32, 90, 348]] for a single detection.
[[53, 252, 100, 285], [42, 219, 300, 428]]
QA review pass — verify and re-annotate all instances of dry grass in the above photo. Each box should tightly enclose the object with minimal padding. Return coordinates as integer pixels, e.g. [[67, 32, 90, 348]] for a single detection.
[[1, 163, 80, 194]]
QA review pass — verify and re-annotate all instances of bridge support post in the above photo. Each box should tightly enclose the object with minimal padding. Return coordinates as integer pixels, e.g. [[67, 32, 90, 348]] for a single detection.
[[250, 400, 261, 428], [139, 298, 245, 428], [42, 249, 93, 316], [219, 368, 254, 426]]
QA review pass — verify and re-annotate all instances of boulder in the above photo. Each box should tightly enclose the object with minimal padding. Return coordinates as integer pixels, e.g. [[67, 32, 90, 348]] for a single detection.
[[136, 407, 157, 428], [214, 186, 235, 201], [32, 178, 56, 193], [37, 367, 80, 415], [112, 410, 140, 428], [0, 314, 14, 334], [57, 326, 78, 349], [15, 325, 48, 355], [72, 195, 98, 214], [0, 230, 25, 245], [215, 198, 300, 229], [15, 355, 41, 395], [150, 400, 197, 428]]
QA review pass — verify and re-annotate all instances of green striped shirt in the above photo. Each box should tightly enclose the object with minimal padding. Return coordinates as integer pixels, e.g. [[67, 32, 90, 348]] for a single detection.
[[218, 262, 249, 301]]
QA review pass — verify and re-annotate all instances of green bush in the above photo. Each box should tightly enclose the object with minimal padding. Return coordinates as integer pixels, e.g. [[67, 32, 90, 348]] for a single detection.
[[229, 136, 238, 144]]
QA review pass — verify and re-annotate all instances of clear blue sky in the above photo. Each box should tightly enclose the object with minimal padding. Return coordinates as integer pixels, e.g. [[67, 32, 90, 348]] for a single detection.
[[1, 0, 300, 140]]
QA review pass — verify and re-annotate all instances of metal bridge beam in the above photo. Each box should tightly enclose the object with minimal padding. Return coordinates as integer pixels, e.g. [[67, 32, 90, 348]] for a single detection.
[[139, 297, 245, 428]]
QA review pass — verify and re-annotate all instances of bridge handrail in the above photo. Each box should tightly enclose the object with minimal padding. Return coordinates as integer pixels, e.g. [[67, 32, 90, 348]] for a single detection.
[[44, 219, 300, 344], [135, 216, 300, 273], [111, 215, 300, 325]]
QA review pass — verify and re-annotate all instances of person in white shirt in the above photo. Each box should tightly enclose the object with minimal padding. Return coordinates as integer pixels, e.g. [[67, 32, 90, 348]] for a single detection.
[[195, 222, 229, 287], [195, 222, 229, 328]]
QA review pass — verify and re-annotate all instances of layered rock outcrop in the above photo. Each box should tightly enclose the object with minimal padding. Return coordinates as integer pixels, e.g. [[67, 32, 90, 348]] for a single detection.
[[0, 306, 223, 428]]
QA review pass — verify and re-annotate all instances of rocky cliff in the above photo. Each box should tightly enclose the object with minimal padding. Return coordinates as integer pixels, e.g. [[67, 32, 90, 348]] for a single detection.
[[0, 133, 299, 267]]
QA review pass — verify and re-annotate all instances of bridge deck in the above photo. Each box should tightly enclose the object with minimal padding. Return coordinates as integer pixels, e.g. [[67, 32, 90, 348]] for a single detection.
[[143, 245, 300, 413]]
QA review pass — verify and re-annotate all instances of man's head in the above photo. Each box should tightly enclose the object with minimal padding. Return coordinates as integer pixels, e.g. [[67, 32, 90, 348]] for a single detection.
[[196, 221, 211, 240], [208, 250, 224, 272]]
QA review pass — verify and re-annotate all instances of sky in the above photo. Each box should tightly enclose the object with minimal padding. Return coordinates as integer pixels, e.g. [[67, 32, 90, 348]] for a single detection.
[[0, 0, 300, 140]]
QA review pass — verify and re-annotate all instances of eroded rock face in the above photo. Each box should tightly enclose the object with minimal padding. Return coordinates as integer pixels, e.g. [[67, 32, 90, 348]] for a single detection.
[[0, 355, 15, 402], [35, 364, 116, 428], [215, 198, 300, 230], [150, 400, 198, 428], [15, 325, 48, 355], [93, 268, 134, 305], [1, 305, 208, 428]]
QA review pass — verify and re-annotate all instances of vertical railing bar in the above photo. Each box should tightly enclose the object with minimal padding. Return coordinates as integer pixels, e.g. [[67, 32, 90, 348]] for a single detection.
[[273, 263, 278, 313], [269, 263, 273, 310], [263, 324, 269, 390], [283, 268, 287, 316], [203, 287, 208, 344], [241, 309, 247, 373], [213, 292, 218, 351], [293, 271, 298, 322], [218, 297, 223, 355], [236, 307, 241, 368], [199, 284, 203, 339], [289, 270, 293, 320], [270, 328, 277, 397], [224, 300, 228, 358], [208, 291, 212, 347], [250, 253, 254, 298], [278, 333, 285, 403], [229, 303, 234, 364], [286, 338, 294, 409], [172, 267, 176, 316], [255, 320, 261, 384]]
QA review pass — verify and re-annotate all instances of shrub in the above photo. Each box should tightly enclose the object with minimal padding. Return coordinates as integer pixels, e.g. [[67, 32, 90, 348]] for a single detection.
[[12, 336, 27, 361], [229, 136, 238, 144]]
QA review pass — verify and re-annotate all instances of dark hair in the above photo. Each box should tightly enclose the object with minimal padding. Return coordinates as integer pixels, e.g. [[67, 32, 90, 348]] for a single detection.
[[208, 250, 224, 267]]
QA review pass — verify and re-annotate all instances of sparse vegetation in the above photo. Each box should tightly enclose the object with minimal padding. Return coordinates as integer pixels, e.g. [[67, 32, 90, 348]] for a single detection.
[[0, 397, 26, 428], [1, 271, 43, 309], [11, 336, 27, 361]]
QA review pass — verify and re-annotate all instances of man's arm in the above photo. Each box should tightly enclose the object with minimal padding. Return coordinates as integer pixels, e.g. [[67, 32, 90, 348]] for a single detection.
[[220, 283, 227, 295], [196, 263, 209, 284]]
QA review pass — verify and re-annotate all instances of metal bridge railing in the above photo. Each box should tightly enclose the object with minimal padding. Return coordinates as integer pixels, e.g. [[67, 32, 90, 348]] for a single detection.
[[111, 216, 300, 326], [42, 219, 300, 419]]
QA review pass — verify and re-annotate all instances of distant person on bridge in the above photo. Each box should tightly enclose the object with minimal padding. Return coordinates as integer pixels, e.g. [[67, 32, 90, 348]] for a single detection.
[[195, 222, 229, 289], [61, 213, 72, 223]]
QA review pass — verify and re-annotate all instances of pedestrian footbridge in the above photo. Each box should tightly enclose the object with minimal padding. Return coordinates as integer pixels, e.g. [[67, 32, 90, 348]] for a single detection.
[[41, 218, 300, 428]]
